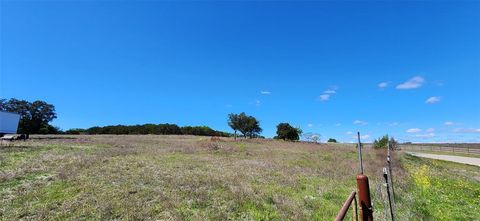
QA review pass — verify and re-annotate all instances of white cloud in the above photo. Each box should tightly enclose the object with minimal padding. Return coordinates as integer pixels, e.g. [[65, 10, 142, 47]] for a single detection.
[[226, 104, 233, 108], [454, 128, 480, 133], [413, 133, 436, 138], [346, 131, 353, 135], [319, 94, 330, 101], [260, 91, 271, 95], [318, 88, 338, 101], [389, 122, 399, 126], [425, 96, 441, 104], [406, 128, 422, 133], [352, 134, 370, 140], [426, 128, 435, 132], [396, 76, 425, 89], [335, 123, 342, 127], [378, 82, 389, 88], [307, 123, 313, 128], [353, 120, 368, 125], [254, 100, 261, 106], [444, 121, 454, 126]]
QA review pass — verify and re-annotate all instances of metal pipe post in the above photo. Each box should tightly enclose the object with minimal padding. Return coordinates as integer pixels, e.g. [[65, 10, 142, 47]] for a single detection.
[[356, 174, 373, 221], [387, 141, 395, 203], [383, 168, 394, 221], [357, 132, 364, 174]]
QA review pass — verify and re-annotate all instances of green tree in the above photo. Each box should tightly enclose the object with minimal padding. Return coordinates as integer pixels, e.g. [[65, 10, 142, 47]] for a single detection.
[[0, 98, 57, 136], [275, 123, 301, 141], [228, 113, 241, 140], [327, 138, 337, 143], [373, 135, 397, 149], [229, 112, 262, 138], [65, 128, 87, 135]]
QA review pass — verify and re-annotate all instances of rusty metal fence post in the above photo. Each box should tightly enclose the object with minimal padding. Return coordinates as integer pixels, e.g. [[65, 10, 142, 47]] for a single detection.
[[335, 191, 358, 221], [356, 174, 373, 221], [356, 132, 373, 221]]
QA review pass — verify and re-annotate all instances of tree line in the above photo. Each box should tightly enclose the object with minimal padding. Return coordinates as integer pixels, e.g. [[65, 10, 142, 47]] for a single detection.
[[2, 98, 341, 142], [1, 98, 231, 137], [65, 124, 231, 137]]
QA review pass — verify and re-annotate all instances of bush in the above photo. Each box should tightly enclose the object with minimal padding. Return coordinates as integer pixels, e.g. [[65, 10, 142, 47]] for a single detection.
[[65, 128, 87, 135], [373, 135, 398, 149], [327, 138, 337, 143], [275, 123, 301, 141]]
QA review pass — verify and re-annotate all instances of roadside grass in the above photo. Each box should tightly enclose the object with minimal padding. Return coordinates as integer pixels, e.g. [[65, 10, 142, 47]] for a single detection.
[[400, 154, 480, 220], [0, 135, 478, 220]]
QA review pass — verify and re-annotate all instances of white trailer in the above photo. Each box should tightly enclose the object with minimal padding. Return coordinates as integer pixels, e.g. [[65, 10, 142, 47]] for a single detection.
[[0, 111, 20, 135]]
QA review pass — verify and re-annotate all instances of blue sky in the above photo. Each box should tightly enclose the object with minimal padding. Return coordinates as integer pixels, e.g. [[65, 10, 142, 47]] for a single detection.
[[1, 1, 479, 142]]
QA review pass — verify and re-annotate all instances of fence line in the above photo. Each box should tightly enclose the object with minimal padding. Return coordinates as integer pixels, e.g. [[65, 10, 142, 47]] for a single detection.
[[401, 145, 480, 155]]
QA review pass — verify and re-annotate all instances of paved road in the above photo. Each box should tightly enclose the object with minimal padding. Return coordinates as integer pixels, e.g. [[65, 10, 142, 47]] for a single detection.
[[407, 152, 480, 167]]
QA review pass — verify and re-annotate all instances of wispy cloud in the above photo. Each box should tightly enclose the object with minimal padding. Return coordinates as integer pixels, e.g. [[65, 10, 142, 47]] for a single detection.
[[318, 88, 337, 102], [396, 76, 425, 89], [412, 133, 435, 138], [335, 123, 342, 127], [426, 128, 435, 133], [260, 91, 271, 95], [360, 134, 370, 139], [307, 123, 313, 128], [389, 122, 399, 127], [454, 128, 480, 133], [444, 121, 454, 126], [425, 96, 441, 104], [353, 120, 368, 125], [406, 128, 422, 133], [226, 104, 233, 108], [352, 134, 370, 140], [319, 94, 331, 101], [346, 131, 353, 135], [378, 82, 389, 88]]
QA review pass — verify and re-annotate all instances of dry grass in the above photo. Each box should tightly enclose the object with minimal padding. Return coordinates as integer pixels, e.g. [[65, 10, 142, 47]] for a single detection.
[[0, 135, 477, 220]]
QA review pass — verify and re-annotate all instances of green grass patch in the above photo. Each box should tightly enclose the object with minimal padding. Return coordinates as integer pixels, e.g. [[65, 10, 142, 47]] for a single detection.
[[0, 172, 50, 192], [401, 154, 480, 220]]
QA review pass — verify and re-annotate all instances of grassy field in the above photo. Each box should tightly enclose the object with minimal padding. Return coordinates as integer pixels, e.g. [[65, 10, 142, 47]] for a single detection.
[[0, 135, 478, 220]]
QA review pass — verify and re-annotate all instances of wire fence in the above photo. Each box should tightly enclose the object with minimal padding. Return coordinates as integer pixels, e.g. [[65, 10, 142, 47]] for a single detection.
[[401, 145, 480, 155]]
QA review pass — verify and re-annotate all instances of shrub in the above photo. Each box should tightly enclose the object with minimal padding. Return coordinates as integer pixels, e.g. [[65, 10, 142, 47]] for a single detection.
[[373, 135, 398, 149], [275, 123, 302, 141], [327, 138, 337, 143]]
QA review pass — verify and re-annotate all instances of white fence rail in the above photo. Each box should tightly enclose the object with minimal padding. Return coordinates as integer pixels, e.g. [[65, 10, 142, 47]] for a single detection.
[[401, 145, 480, 155]]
